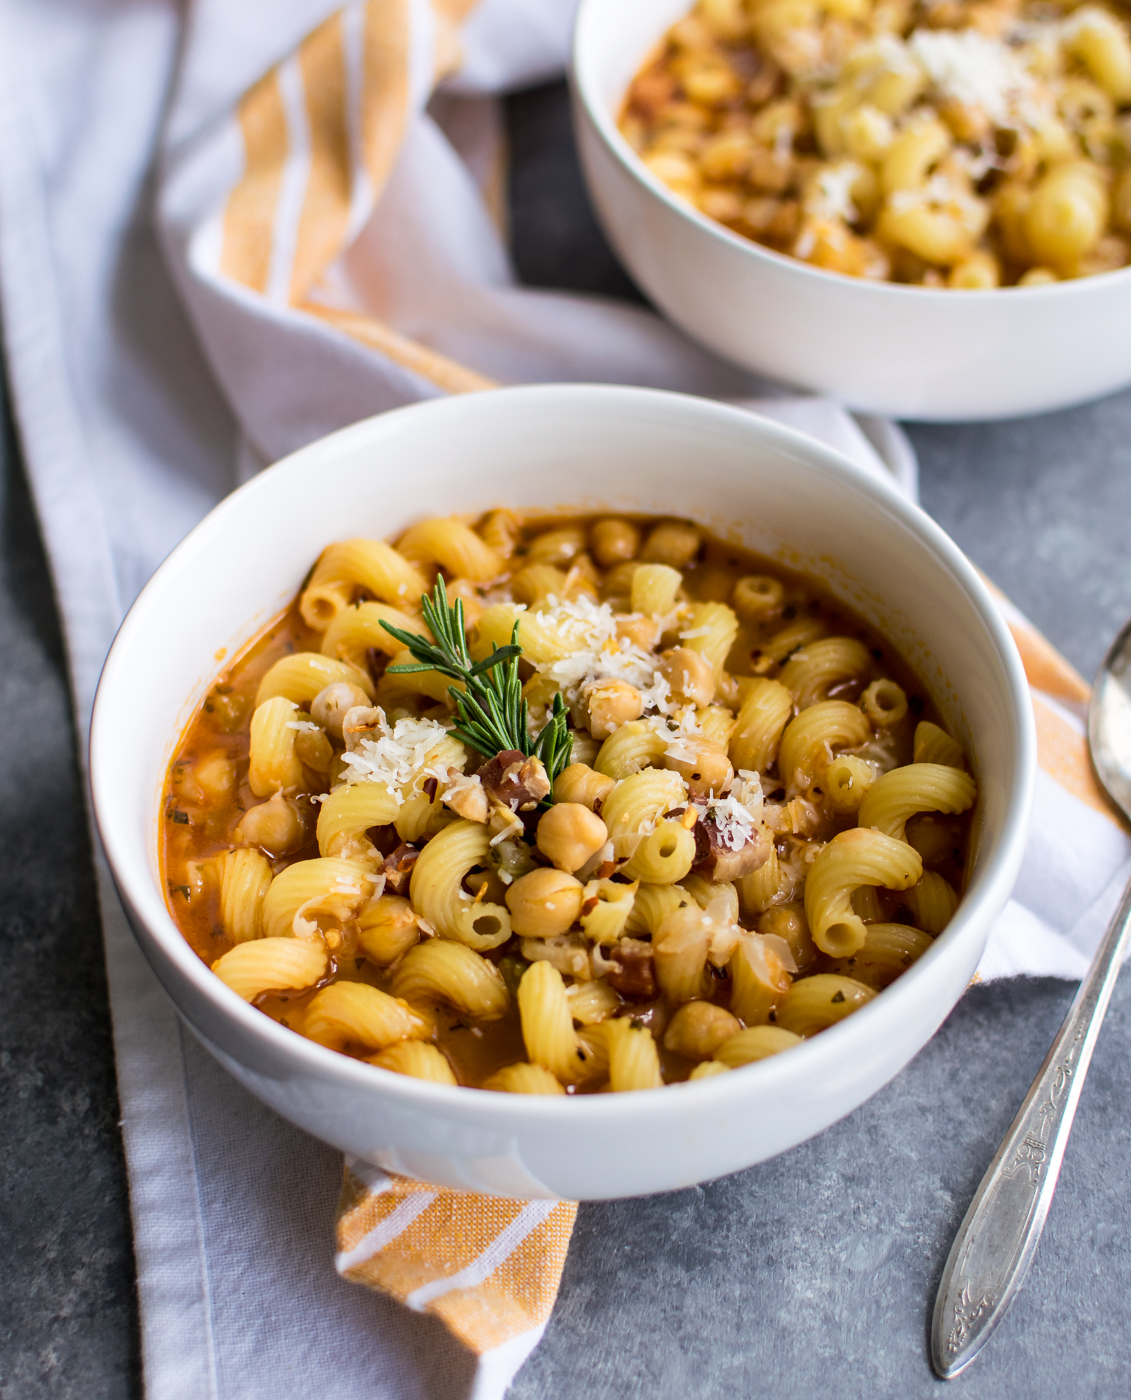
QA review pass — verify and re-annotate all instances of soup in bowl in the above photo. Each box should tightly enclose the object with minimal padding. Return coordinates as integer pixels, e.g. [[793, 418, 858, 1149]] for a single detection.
[[90, 384, 1034, 1199]]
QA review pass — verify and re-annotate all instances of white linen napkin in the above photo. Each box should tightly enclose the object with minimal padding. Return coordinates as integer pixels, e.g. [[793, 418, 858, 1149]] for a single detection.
[[0, 1, 1127, 1398]]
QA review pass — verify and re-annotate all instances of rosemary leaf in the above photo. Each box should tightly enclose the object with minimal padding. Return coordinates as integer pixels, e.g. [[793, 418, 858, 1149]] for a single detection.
[[378, 581, 571, 793]]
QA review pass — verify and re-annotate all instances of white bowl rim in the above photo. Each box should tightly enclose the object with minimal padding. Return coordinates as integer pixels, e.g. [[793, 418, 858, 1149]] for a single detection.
[[571, 0, 1131, 303], [91, 383, 1036, 1132]]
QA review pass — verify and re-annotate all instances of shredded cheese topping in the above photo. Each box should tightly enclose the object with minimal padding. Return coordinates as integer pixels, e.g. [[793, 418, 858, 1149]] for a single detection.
[[698, 771, 765, 850], [908, 28, 1044, 129], [643, 709, 703, 765], [808, 161, 862, 223], [339, 713, 454, 802], [533, 596, 674, 713]]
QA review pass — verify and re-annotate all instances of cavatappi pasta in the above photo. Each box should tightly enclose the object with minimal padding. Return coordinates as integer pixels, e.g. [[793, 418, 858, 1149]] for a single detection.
[[162, 511, 977, 1094], [620, 0, 1131, 286]]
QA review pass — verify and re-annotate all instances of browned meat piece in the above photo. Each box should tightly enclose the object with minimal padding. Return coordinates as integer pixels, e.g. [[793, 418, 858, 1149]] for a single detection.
[[604, 938, 657, 1001], [692, 813, 772, 883], [382, 843, 419, 895], [476, 750, 551, 813]]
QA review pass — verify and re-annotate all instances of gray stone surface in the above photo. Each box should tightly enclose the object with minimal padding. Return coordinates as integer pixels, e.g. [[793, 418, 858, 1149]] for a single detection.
[[0, 400, 139, 1397], [516, 973, 1131, 1400], [2, 74, 1131, 1400], [913, 400, 1131, 682]]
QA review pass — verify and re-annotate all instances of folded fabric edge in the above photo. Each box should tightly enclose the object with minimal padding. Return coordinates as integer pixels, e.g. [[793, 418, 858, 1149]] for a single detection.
[[335, 1162, 578, 1369]]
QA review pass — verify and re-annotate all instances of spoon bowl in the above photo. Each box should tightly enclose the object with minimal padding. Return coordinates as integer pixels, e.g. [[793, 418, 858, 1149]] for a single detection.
[[1089, 617, 1131, 823]]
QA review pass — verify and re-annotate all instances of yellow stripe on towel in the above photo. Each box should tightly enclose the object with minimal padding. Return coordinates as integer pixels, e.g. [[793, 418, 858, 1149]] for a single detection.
[[301, 301, 496, 392], [218, 0, 496, 392], [221, 70, 289, 293], [293, 12, 351, 303]]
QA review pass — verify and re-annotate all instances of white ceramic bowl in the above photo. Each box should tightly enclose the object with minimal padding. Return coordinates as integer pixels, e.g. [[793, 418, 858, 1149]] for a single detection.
[[91, 385, 1034, 1200], [571, 0, 1131, 421]]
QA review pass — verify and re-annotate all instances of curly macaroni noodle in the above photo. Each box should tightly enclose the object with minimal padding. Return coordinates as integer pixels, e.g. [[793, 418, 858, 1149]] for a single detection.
[[162, 509, 976, 1094], [804, 828, 923, 956], [211, 937, 328, 1001], [301, 539, 427, 630], [320, 601, 423, 671], [215, 848, 272, 943], [858, 762, 977, 839], [255, 653, 373, 709], [302, 981, 430, 1051], [370, 1040, 458, 1084], [392, 940, 510, 1020], [260, 857, 375, 942], [409, 820, 513, 949]]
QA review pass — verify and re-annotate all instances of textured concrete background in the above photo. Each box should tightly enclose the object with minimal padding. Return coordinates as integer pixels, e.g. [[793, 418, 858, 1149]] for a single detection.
[[2, 78, 1131, 1399]]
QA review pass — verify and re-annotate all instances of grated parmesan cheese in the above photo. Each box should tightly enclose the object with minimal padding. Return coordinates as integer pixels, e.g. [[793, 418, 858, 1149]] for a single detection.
[[642, 708, 702, 764], [694, 770, 764, 849], [908, 28, 1044, 129], [808, 160, 862, 223], [338, 713, 455, 803], [533, 595, 673, 714]]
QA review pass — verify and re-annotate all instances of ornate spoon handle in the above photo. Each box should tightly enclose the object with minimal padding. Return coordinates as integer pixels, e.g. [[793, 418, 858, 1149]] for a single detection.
[[932, 876, 1131, 1379]]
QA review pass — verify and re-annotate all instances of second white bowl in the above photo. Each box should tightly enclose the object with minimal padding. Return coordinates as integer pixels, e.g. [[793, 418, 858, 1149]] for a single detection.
[[571, 0, 1131, 422]]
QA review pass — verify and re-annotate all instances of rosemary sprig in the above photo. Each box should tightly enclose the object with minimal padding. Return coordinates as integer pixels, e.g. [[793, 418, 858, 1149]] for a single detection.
[[379, 578, 571, 794]]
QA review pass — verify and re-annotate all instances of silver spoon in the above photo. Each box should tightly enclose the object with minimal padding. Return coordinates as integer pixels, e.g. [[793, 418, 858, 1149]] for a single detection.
[[931, 616, 1131, 1379]]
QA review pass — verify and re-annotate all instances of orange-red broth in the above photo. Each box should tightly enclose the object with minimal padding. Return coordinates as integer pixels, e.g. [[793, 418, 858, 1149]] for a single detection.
[[161, 513, 972, 1091]]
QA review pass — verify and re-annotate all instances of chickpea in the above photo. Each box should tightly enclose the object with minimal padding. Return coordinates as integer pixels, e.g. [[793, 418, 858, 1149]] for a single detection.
[[567, 732, 601, 768], [758, 903, 816, 972], [657, 646, 716, 706], [526, 526, 586, 567], [553, 762, 616, 810], [536, 803, 609, 873], [641, 519, 701, 569], [505, 868, 585, 937], [663, 1001, 742, 1060], [311, 681, 371, 740], [358, 895, 420, 964], [511, 564, 567, 606], [731, 574, 785, 622], [294, 725, 333, 772], [590, 518, 641, 568], [195, 751, 235, 802], [586, 679, 644, 739], [615, 614, 660, 651], [600, 560, 641, 603], [233, 791, 309, 855], [662, 736, 733, 797]]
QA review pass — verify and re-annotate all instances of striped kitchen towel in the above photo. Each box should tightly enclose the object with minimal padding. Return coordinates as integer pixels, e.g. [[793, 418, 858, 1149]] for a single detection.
[[974, 585, 1130, 983], [158, 0, 760, 477], [334, 1164, 577, 1395]]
